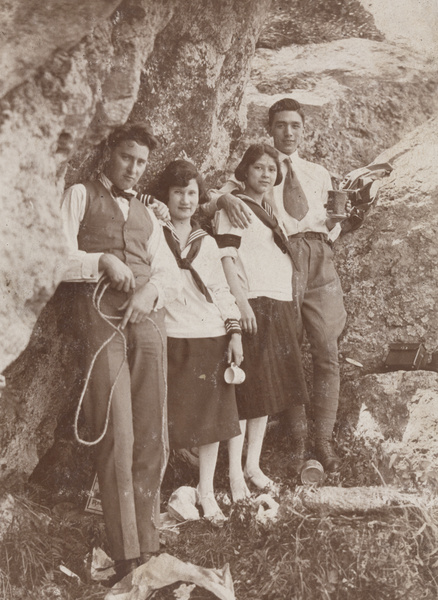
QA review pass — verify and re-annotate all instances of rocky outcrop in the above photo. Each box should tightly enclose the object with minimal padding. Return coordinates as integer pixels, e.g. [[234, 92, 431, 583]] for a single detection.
[[0, 0, 271, 488], [0, 0, 123, 98], [224, 37, 438, 179], [333, 115, 438, 480], [337, 115, 438, 373], [346, 372, 438, 490], [0, 0, 270, 374]]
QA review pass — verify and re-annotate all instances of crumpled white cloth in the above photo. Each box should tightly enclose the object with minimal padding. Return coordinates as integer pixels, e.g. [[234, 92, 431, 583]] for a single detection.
[[167, 486, 200, 522], [254, 493, 280, 524], [104, 552, 235, 600]]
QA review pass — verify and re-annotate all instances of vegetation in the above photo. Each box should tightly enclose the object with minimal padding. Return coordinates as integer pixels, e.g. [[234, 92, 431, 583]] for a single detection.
[[1, 420, 437, 599], [258, 0, 384, 49]]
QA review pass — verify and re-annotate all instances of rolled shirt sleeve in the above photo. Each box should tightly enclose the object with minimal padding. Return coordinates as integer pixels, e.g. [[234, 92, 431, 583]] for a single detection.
[[57, 184, 103, 282]]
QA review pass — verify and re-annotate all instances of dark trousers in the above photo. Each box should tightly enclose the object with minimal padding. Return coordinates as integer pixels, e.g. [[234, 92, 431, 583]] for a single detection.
[[289, 238, 347, 437], [76, 284, 168, 561]]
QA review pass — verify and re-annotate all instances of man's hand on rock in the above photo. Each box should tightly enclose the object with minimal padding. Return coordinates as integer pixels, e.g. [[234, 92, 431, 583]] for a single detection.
[[99, 254, 136, 293], [217, 193, 252, 228]]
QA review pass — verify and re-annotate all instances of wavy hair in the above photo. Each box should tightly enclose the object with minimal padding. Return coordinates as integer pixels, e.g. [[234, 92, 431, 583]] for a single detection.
[[155, 159, 208, 205]]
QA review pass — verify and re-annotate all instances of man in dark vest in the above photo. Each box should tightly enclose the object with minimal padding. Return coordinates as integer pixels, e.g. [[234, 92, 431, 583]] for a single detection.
[[59, 123, 180, 585]]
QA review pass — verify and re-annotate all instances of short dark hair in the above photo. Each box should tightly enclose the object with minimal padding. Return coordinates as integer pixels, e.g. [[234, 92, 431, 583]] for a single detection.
[[268, 98, 305, 128], [235, 144, 283, 186], [155, 159, 208, 205], [107, 122, 159, 151]]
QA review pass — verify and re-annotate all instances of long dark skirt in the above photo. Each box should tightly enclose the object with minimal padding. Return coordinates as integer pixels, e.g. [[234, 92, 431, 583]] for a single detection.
[[167, 336, 241, 449], [236, 296, 309, 420]]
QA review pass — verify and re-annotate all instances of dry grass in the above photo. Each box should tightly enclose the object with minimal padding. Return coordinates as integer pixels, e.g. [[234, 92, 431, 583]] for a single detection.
[[2, 422, 437, 600]]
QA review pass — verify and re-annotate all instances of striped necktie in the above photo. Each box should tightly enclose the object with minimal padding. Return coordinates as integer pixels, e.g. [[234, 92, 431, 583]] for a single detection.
[[282, 159, 309, 221]]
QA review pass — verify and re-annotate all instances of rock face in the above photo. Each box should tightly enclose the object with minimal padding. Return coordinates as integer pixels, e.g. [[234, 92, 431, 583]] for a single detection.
[[226, 37, 438, 178], [1, 0, 437, 490], [334, 115, 438, 481], [347, 372, 438, 490], [0, 0, 271, 488], [337, 115, 438, 373], [0, 0, 270, 373]]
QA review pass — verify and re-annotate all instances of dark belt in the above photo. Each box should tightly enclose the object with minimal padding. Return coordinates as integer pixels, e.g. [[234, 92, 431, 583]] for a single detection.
[[288, 232, 327, 242], [288, 231, 333, 250]]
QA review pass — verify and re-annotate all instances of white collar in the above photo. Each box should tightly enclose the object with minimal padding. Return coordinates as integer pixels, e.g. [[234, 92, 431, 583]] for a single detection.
[[277, 149, 300, 164], [99, 173, 135, 196]]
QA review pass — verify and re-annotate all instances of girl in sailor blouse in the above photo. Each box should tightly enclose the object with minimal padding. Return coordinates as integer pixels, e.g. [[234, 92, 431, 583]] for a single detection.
[[155, 159, 243, 525], [214, 144, 309, 500]]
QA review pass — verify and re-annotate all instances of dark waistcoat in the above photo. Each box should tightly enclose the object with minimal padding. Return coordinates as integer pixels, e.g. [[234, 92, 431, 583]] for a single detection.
[[77, 180, 153, 287]]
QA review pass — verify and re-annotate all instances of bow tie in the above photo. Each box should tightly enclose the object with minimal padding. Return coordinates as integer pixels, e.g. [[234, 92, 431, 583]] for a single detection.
[[111, 185, 136, 201]]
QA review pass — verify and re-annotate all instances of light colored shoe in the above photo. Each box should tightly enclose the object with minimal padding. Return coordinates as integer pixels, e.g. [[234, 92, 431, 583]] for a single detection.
[[244, 468, 279, 494], [195, 487, 227, 527]]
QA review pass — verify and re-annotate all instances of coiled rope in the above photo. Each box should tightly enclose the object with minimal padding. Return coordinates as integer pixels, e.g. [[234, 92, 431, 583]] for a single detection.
[[73, 277, 167, 449]]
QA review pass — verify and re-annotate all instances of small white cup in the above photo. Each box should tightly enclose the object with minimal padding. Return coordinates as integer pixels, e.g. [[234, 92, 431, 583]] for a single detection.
[[224, 362, 246, 385]]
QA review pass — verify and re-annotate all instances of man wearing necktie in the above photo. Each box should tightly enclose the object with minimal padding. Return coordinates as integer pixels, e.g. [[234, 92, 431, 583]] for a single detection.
[[204, 98, 347, 474], [59, 123, 180, 585]]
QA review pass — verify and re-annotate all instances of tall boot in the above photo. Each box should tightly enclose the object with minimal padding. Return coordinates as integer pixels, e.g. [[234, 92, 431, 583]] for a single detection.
[[315, 437, 340, 473], [314, 416, 341, 473], [287, 405, 308, 474]]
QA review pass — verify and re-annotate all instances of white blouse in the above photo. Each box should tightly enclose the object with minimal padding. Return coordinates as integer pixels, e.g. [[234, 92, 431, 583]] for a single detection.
[[164, 227, 241, 339], [214, 203, 293, 302]]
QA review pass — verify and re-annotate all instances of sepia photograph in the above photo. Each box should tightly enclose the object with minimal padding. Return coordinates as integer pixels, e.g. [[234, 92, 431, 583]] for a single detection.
[[0, 1, 437, 598]]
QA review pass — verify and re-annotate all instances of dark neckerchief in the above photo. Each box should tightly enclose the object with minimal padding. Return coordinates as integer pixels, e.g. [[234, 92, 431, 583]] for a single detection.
[[236, 193, 301, 272], [111, 184, 137, 201], [163, 221, 213, 303]]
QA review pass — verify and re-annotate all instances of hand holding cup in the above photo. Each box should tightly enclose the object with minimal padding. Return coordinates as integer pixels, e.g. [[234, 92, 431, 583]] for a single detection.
[[326, 190, 350, 222], [224, 362, 246, 385]]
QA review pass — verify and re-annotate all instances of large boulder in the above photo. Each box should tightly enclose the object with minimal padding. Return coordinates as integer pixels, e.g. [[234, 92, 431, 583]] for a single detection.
[[0, 0, 270, 374], [0, 0, 271, 488], [337, 115, 438, 373]]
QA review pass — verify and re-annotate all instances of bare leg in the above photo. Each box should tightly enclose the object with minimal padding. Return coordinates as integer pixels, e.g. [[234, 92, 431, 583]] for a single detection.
[[197, 442, 225, 524], [244, 416, 275, 490], [228, 420, 251, 502]]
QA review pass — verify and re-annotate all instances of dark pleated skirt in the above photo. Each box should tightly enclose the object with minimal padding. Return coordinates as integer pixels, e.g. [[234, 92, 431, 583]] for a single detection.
[[167, 336, 241, 449], [236, 296, 309, 420]]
